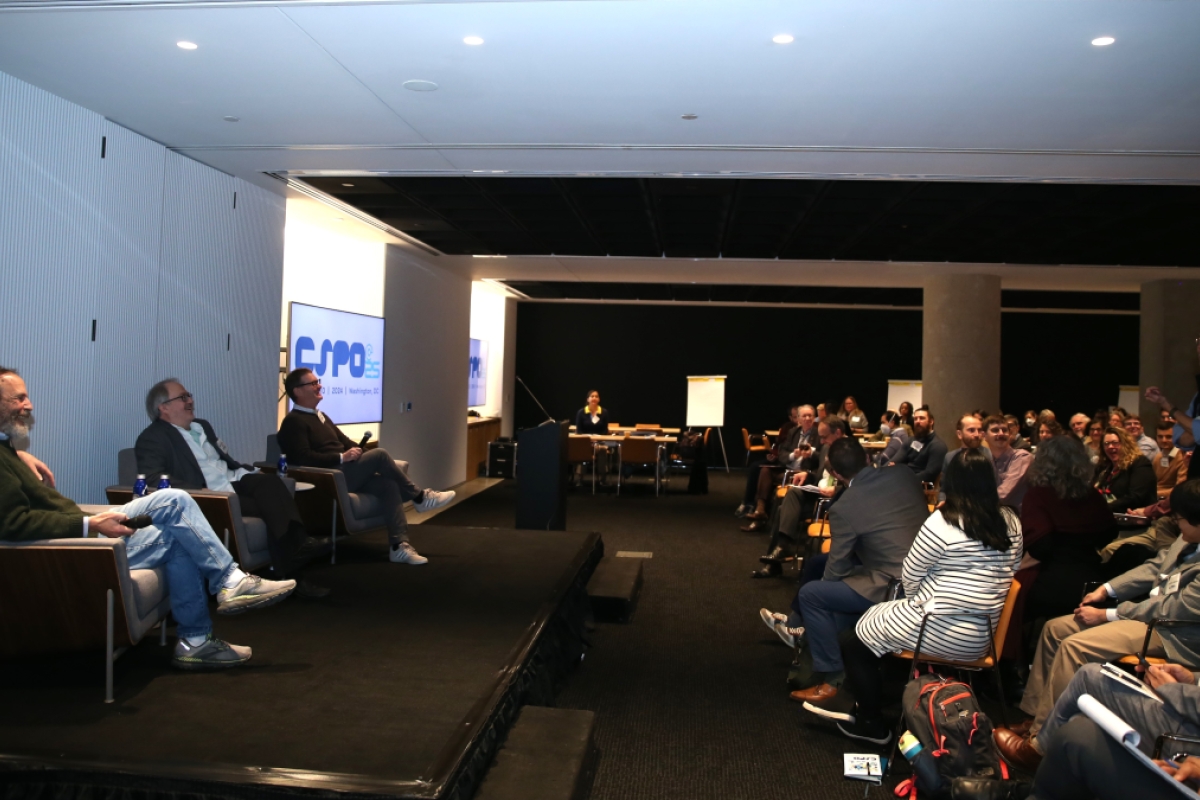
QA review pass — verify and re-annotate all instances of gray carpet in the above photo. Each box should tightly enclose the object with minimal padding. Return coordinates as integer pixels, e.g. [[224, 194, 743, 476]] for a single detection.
[[428, 471, 884, 800]]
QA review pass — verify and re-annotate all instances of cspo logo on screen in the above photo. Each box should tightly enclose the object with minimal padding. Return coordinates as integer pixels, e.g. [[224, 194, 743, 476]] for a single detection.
[[289, 303, 385, 424]]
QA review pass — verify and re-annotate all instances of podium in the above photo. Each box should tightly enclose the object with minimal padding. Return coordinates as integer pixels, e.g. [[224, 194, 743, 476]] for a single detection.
[[516, 420, 568, 530]]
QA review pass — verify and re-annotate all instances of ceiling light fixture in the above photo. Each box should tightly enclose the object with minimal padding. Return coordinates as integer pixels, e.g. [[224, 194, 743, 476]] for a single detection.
[[772, 34, 794, 44], [1091, 36, 1115, 46], [463, 36, 484, 45], [342, 182, 355, 187], [403, 80, 439, 92], [176, 41, 198, 50], [222, 116, 239, 122], [681, 114, 698, 120]]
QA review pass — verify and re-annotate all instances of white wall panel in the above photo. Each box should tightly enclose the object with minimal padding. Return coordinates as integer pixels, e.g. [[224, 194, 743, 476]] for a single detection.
[[227, 178, 286, 463], [0, 70, 102, 501], [1, 69, 286, 503], [154, 151, 239, 453], [382, 246, 470, 491], [86, 119, 167, 494]]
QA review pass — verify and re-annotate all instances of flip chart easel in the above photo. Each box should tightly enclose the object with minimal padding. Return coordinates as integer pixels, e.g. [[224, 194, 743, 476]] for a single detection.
[[686, 375, 729, 472]]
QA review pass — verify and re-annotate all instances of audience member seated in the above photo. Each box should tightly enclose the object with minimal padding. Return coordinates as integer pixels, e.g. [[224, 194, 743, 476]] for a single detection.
[[574, 389, 610, 435], [838, 395, 869, 432], [937, 414, 993, 503], [761, 438, 927, 699], [1004, 436, 1115, 664], [1094, 426, 1157, 512], [865, 410, 899, 442], [1152, 420, 1193, 493], [750, 418, 845, 577], [897, 401, 915, 430], [1124, 414, 1162, 461], [997, 660, 1200, 776], [799, 448, 1021, 744], [735, 405, 815, 521], [1022, 410, 1040, 442], [1010, 480, 1200, 756], [136, 379, 330, 598], [1108, 407, 1127, 430], [1068, 413, 1091, 442], [1084, 417, 1104, 464], [890, 405, 948, 485], [0, 366, 295, 670], [278, 368, 453, 565], [1038, 418, 1065, 444], [1008, 414, 1033, 452], [877, 418, 914, 465], [985, 414, 1032, 509]]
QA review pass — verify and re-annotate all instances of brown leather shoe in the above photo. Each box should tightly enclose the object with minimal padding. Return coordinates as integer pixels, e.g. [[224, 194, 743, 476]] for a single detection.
[[789, 682, 838, 703], [994, 728, 1042, 773], [1005, 719, 1034, 737]]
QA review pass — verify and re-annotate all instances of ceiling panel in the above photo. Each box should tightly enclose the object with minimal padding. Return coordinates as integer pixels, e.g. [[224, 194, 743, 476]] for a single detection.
[[301, 175, 1200, 266]]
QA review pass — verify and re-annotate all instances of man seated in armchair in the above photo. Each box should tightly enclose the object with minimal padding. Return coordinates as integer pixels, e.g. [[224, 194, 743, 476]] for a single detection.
[[136, 378, 331, 598], [0, 367, 295, 670], [277, 368, 454, 565]]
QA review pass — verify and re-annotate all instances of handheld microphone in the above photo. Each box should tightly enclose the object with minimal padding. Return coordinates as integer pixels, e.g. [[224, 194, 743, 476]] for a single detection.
[[358, 431, 372, 448], [123, 515, 154, 530]]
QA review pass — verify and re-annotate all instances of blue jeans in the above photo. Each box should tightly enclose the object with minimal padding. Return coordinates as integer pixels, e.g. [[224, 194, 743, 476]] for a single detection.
[[114, 489, 237, 640], [794, 579, 875, 673]]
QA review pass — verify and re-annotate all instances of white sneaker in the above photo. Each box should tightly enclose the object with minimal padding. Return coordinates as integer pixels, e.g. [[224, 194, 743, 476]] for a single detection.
[[759, 608, 787, 634], [416, 489, 455, 513], [215, 575, 296, 615], [390, 542, 429, 565], [774, 623, 805, 649]]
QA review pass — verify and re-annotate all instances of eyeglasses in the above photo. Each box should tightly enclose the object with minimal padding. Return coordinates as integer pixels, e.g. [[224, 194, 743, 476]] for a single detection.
[[165, 392, 193, 404], [297, 379, 322, 390]]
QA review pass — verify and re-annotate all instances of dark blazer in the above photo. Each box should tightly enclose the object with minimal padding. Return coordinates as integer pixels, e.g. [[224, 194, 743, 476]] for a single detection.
[[574, 407, 610, 435], [135, 418, 246, 491], [824, 465, 929, 602], [1094, 455, 1157, 513]]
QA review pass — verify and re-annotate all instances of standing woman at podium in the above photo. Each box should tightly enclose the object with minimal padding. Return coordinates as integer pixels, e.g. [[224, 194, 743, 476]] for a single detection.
[[575, 390, 610, 435]]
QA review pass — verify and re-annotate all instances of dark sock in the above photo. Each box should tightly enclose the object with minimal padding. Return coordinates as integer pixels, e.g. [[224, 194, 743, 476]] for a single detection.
[[415, 490, 426, 504]]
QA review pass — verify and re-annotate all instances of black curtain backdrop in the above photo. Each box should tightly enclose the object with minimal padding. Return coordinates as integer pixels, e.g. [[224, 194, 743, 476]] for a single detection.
[[514, 303, 1139, 462]]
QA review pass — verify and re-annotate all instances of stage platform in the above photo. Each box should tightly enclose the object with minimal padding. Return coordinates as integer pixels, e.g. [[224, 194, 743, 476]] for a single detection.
[[0, 526, 602, 800]]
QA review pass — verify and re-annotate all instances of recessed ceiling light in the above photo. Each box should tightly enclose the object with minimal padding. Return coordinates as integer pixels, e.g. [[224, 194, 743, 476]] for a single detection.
[[176, 41, 198, 50], [463, 36, 484, 46], [681, 114, 698, 120], [772, 34, 794, 44], [403, 80, 439, 92], [333, 217, 344, 222], [222, 116, 239, 122], [342, 182, 355, 187], [1091, 36, 1115, 46]]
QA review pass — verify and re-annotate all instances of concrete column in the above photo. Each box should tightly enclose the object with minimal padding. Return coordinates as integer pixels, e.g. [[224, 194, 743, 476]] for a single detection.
[[922, 274, 1002, 448], [1140, 279, 1200, 427]]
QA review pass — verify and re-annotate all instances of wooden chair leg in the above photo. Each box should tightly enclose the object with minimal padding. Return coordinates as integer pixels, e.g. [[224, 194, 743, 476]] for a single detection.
[[105, 589, 115, 704]]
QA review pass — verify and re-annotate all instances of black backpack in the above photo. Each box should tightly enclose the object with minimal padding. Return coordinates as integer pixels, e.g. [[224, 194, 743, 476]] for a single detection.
[[897, 673, 1008, 800]]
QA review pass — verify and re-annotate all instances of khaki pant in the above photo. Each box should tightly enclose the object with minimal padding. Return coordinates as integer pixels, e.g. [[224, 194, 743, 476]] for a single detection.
[[1020, 614, 1162, 737]]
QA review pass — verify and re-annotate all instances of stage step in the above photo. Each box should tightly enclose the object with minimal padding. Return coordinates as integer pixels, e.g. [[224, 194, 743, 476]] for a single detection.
[[475, 706, 596, 800], [587, 557, 643, 623]]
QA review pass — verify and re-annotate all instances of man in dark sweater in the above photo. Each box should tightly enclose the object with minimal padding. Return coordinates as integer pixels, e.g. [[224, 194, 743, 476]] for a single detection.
[[277, 368, 454, 564], [136, 379, 330, 597], [0, 367, 296, 670], [890, 405, 949, 485]]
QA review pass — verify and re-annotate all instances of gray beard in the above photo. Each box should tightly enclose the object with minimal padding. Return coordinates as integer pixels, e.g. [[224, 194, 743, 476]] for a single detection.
[[0, 413, 32, 451]]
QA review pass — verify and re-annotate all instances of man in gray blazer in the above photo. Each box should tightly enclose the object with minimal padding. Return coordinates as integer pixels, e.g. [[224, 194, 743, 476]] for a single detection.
[[1003, 479, 1200, 764], [786, 437, 930, 702]]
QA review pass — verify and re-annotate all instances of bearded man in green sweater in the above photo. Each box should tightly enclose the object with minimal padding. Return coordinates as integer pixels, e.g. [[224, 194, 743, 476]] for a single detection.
[[0, 367, 296, 670]]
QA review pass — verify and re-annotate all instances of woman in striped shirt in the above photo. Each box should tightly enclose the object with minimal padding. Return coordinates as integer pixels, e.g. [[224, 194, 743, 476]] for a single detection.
[[802, 448, 1023, 744]]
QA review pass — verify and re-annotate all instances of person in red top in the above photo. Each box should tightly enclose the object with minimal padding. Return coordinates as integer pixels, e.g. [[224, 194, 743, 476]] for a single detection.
[[1003, 436, 1116, 663]]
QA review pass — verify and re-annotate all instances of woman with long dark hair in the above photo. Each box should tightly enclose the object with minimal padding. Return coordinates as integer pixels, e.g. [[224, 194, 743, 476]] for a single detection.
[[799, 448, 1022, 744], [897, 401, 914, 430]]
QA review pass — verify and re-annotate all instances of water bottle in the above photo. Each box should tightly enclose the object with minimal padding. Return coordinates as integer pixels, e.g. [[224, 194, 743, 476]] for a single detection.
[[133, 474, 148, 498], [899, 730, 924, 761], [157, 474, 171, 491], [900, 730, 945, 795], [277, 453, 288, 476]]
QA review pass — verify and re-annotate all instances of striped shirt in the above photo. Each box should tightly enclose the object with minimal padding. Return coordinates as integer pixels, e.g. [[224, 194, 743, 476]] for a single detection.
[[856, 507, 1022, 661]]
